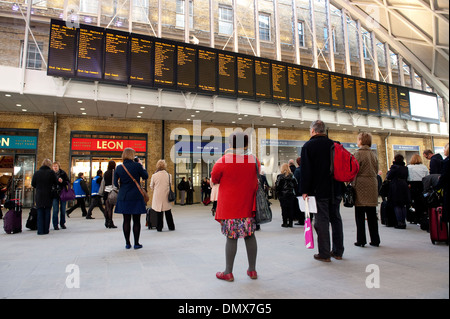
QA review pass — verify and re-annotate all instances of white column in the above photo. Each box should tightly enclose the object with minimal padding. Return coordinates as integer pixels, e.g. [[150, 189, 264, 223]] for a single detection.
[[232, 0, 238, 53], [309, 0, 318, 68], [371, 31, 379, 81], [341, 9, 351, 75], [384, 42, 393, 83], [274, 0, 281, 61], [356, 20, 365, 78], [325, 0, 334, 71], [254, 0, 261, 57], [184, 0, 190, 43], [210, 0, 214, 48]]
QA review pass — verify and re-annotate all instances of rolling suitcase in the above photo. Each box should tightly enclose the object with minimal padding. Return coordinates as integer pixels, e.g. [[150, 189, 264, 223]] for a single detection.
[[203, 196, 211, 206], [146, 207, 158, 229], [429, 207, 449, 245], [3, 200, 22, 234]]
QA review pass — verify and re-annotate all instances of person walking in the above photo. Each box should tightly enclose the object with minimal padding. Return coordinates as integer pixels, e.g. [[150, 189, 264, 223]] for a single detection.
[[211, 131, 259, 282], [275, 163, 298, 228], [352, 132, 380, 247], [86, 170, 105, 220], [300, 120, 345, 262], [103, 160, 117, 228], [150, 159, 175, 232], [51, 161, 69, 230], [114, 148, 149, 249], [386, 154, 410, 229], [407, 154, 429, 224], [186, 177, 194, 204], [66, 172, 89, 217], [177, 177, 188, 205], [31, 159, 58, 235]]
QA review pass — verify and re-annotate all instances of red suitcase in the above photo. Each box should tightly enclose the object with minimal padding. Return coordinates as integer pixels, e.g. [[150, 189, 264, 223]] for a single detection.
[[429, 207, 448, 245]]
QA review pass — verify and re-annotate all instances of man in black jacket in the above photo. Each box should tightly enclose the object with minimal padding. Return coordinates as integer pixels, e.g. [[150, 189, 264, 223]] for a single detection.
[[300, 120, 344, 262], [423, 149, 443, 174]]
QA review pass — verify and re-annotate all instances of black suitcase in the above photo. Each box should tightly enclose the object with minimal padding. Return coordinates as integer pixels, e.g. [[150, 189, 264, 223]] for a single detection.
[[380, 200, 397, 227], [26, 207, 38, 230], [146, 208, 158, 229]]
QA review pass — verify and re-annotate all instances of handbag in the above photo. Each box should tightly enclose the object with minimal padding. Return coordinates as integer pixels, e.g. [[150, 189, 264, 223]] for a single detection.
[[168, 172, 175, 202], [304, 199, 314, 249], [60, 184, 76, 202], [343, 184, 355, 208], [122, 164, 150, 204], [254, 156, 272, 224]]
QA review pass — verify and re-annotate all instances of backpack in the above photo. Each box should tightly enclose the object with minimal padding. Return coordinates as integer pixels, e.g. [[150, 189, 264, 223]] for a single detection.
[[331, 142, 359, 182]]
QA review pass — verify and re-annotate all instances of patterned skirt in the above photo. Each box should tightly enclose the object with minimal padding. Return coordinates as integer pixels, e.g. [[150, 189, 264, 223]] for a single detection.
[[220, 217, 256, 239]]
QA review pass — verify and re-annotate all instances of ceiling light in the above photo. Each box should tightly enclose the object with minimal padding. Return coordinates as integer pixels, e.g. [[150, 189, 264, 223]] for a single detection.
[[280, 120, 284, 123], [191, 115, 195, 117], [77, 100, 83, 103], [21, 109, 27, 112], [244, 114, 248, 117], [5, 94, 11, 97], [195, 110, 200, 113], [140, 106, 145, 109], [81, 112, 86, 115], [272, 124, 276, 126], [232, 121, 236, 124], [16, 104, 21, 107], [187, 118, 191, 121], [238, 118, 242, 120], [138, 111, 143, 114], [137, 115, 141, 118], [80, 107, 85, 111]]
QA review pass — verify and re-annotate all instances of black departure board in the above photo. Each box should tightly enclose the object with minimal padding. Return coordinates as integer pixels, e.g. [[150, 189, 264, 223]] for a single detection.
[[255, 59, 271, 100], [76, 24, 104, 79], [47, 19, 77, 77], [388, 85, 400, 117], [303, 68, 317, 105], [366, 81, 379, 113], [330, 74, 344, 109], [355, 79, 368, 112], [237, 56, 254, 98], [198, 48, 216, 93], [272, 63, 287, 101], [218, 53, 236, 95], [154, 41, 176, 88], [104, 29, 129, 83], [343, 76, 356, 110], [377, 83, 389, 116], [177, 44, 197, 91], [129, 34, 153, 86], [287, 65, 302, 104], [317, 71, 331, 107], [398, 87, 411, 120]]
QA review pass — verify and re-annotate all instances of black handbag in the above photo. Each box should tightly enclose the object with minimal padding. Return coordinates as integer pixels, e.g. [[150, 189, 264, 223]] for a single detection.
[[253, 156, 272, 224], [343, 184, 356, 208]]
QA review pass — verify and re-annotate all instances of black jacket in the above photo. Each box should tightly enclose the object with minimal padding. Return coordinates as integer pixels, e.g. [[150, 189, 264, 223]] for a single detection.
[[386, 162, 410, 206], [52, 169, 69, 198], [31, 166, 58, 208], [275, 173, 298, 199], [430, 153, 443, 174]]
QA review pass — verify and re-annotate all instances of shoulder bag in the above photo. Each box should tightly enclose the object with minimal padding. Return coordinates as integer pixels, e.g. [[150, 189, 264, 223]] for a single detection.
[[60, 184, 76, 202], [107, 169, 118, 205], [122, 164, 150, 204], [253, 156, 272, 224], [168, 172, 175, 202]]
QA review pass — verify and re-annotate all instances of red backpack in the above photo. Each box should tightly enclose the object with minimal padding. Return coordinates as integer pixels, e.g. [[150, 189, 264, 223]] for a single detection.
[[331, 142, 360, 182]]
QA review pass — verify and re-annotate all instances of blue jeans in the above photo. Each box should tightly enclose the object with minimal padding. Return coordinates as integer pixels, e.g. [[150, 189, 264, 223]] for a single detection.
[[52, 198, 67, 228], [37, 206, 51, 235]]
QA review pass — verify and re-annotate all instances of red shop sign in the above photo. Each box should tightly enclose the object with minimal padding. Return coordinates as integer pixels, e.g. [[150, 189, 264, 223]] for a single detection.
[[71, 138, 147, 152]]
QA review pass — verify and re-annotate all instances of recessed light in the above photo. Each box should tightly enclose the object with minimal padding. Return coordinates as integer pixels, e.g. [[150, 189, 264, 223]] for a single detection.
[[140, 106, 145, 109], [244, 114, 248, 117], [81, 112, 86, 115], [195, 110, 200, 113], [16, 104, 21, 107], [77, 100, 83, 103], [232, 121, 236, 124], [272, 124, 276, 126], [187, 118, 191, 121], [238, 118, 242, 120], [80, 107, 85, 111], [5, 94, 11, 97], [280, 120, 284, 123], [138, 111, 143, 114], [191, 114, 195, 117], [137, 115, 141, 118], [21, 109, 27, 112]]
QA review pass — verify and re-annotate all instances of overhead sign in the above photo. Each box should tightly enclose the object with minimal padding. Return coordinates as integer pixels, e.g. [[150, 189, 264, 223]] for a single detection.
[[71, 138, 147, 152]]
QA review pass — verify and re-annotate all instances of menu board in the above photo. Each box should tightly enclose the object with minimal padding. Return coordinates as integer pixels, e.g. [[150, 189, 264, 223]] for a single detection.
[[218, 53, 236, 95], [76, 24, 104, 79], [237, 56, 254, 98], [104, 29, 129, 83], [343, 76, 356, 110], [287, 65, 302, 104], [377, 83, 390, 116], [177, 44, 197, 91], [198, 49, 216, 93], [47, 19, 77, 77], [355, 79, 368, 112], [129, 34, 153, 86], [388, 85, 400, 117], [398, 87, 411, 120], [303, 68, 317, 105], [330, 74, 344, 109], [317, 71, 331, 107], [154, 41, 175, 87], [366, 81, 379, 113], [272, 63, 287, 101], [255, 59, 271, 100]]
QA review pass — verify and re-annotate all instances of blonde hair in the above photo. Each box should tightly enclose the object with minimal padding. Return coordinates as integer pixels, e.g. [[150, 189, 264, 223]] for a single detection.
[[42, 158, 52, 168], [410, 154, 423, 165], [122, 147, 135, 161], [357, 131, 372, 147], [52, 161, 60, 169], [280, 163, 290, 177], [156, 159, 167, 171]]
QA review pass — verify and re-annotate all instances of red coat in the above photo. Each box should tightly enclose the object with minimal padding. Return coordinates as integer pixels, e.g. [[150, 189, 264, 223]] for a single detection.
[[211, 153, 259, 221]]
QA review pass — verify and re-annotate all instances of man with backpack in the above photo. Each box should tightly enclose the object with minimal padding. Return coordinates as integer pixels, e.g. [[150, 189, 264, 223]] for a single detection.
[[300, 120, 345, 262]]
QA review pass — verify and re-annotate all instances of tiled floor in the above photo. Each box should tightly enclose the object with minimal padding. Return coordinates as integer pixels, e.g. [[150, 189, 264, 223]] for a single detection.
[[0, 201, 448, 299]]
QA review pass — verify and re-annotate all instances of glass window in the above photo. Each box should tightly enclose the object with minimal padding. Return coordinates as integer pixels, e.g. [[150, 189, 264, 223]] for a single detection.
[[133, 0, 149, 22], [298, 21, 305, 47], [259, 13, 270, 41], [323, 27, 336, 51], [219, 5, 233, 35], [25, 0, 47, 7], [20, 41, 43, 70], [176, 0, 194, 29], [79, 0, 99, 15]]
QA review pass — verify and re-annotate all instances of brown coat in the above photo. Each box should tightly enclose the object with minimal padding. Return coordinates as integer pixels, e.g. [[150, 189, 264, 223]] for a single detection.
[[353, 145, 379, 207], [150, 170, 173, 212]]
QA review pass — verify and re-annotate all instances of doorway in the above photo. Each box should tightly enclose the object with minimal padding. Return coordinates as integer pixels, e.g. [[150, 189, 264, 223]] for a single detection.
[[0, 154, 35, 207]]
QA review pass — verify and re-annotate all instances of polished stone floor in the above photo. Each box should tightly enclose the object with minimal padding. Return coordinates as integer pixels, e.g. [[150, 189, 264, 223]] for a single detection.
[[0, 201, 448, 299]]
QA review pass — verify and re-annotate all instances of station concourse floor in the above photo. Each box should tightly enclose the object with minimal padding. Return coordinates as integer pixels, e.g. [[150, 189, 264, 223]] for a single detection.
[[0, 201, 448, 300]]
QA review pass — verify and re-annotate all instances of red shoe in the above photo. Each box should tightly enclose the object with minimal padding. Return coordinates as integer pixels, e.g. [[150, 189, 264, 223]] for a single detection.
[[216, 272, 234, 282], [247, 270, 258, 279]]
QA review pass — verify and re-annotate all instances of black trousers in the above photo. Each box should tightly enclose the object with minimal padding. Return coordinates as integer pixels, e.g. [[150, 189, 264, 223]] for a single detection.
[[314, 198, 344, 258], [67, 198, 88, 216], [87, 195, 105, 217], [354, 206, 380, 246], [156, 210, 175, 231]]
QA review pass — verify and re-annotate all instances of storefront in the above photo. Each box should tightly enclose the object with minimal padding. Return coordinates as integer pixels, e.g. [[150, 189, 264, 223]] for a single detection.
[[0, 129, 38, 207]]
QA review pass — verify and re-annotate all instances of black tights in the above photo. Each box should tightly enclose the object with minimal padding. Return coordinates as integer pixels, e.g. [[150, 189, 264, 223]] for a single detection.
[[123, 214, 141, 246]]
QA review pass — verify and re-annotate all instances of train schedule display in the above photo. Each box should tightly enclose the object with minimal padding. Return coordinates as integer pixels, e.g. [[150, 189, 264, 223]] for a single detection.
[[47, 19, 77, 77]]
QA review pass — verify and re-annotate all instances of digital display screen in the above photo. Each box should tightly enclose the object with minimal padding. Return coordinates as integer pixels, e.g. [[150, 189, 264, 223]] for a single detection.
[[47, 19, 77, 77], [355, 79, 368, 112], [76, 24, 104, 79], [129, 34, 153, 86], [409, 90, 440, 123], [287, 65, 302, 104], [303, 68, 317, 105], [343, 76, 356, 110], [198, 49, 217, 93], [218, 52, 236, 95], [388, 85, 400, 117], [255, 59, 271, 100], [378, 83, 390, 116], [330, 74, 344, 109], [398, 87, 411, 120], [237, 56, 254, 98], [177, 44, 197, 91], [154, 41, 176, 87], [317, 71, 331, 107], [272, 63, 287, 101], [104, 29, 129, 83], [366, 81, 379, 113]]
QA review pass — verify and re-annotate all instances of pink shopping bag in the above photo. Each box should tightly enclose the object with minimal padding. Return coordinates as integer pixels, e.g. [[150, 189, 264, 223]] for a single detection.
[[304, 198, 314, 249]]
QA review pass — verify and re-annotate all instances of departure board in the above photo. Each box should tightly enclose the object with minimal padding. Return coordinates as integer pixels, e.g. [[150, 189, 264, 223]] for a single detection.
[[104, 29, 129, 83], [197, 49, 216, 93], [129, 34, 153, 86], [343, 76, 356, 110], [255, 59, 271, 100], [272, 63, 287, 101], [317, 71, 331, 107], [287, 65, 302, 104], [388, 85, 400, 117], [237, 56, 254, 98], [355, 79, 368, 112], [76, 24, 104, 79], [398, 87, 411, 120], [47, 19, 77, 77], [377, 83, 390, 116], [330, 74, 344, 109], [303, 68, 317, 105], [366, 81, 379, 113], [218, 53, 236, 95], [154, 41, 175, 88], [177, 44, 197, 91]]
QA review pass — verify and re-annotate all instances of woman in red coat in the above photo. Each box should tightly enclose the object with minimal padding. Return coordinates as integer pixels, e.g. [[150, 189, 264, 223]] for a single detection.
[[211, 132, 259, 282]]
